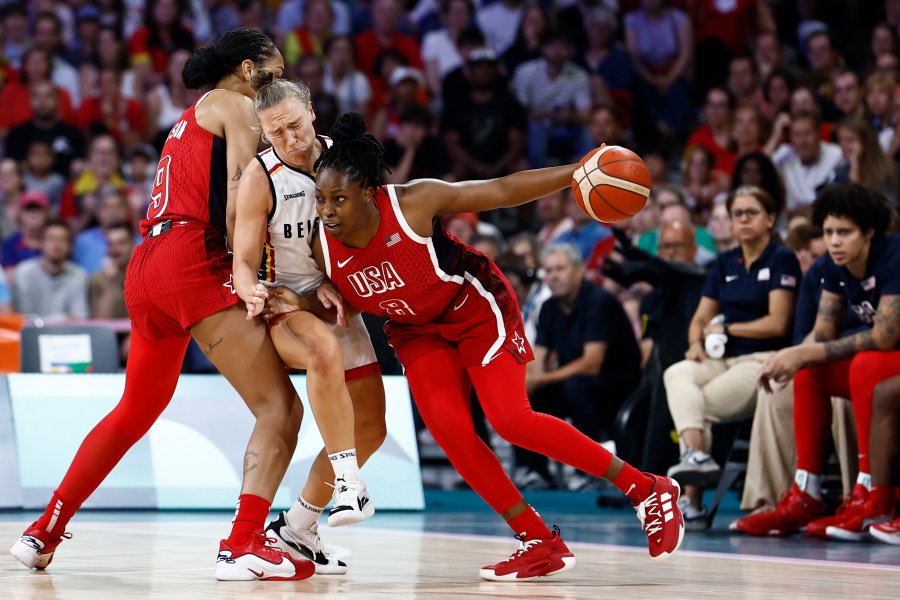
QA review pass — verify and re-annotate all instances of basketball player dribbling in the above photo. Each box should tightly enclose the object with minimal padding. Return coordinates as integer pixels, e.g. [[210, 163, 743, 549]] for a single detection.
[[9, 30, 314, 581], [232, 75, 386, 574], [267, 112, 686, 581]]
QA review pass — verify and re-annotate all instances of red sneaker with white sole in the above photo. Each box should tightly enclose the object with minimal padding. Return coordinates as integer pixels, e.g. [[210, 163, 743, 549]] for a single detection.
[[479, 526, 575, 581], [806, 484, 867, 540], [9, 524, 72, 570], [215, 532, 315, 581], [634, 474, 685, 561], [729, 483, 825, 537], [870, 517, 900, 545]]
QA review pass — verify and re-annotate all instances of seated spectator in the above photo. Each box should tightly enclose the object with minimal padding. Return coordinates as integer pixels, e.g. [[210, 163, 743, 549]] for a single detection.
[[77, 66, 148, 149], [729, 152, 785, 217], [0, 48, 75, 135], [682, 145, 729, 221], [59, 134, 126, 233], [323, 36, 372, 116], [804, 29, 843, 102], [588, 105, 629, 148], [1, 191, 50, 272], [760, 67, 794, 123], [128, 0, 195, 90], [753, 31, 786, 83], [282, 0, 334, 72], [578, 6, 634, 99], [144, 49, 195, 149], [832, 116, 898, 209], [625, 0, 693, 138], [4, 80, 86, 178], [863, 71, 896, 152], [420, 0, 476, 98], [354, 0, 423, 80], [770, 110, 842, 219], [89, 222, 134, 319], [535, 189, 573, 247], [383, 106, 453, 183], [295, 55, 339, 136], [74, 189, 135, 275], [637, 184, 717, 264], [832, 70, 864, 121], [0, 158, 26, 241], [685, 87, 736, 176], [441, 47, 527, 183], [500, 3, 547, 76], [94, 26, 140, 100], [12, 219, 88, 321], [370, 65, 426, 142], [32, 11, 81, 105], [727, 55, 765, 112], [664, 186, 800, 528], [707, 198, 738, 254], [22, 140, 66, 209], [440, 27, 495, 109], [511, 29, 592, 167], [786, 221, 826, 275], [737, 183, 900, 540], [518, 242, 642, 490], [731, 106, 765, 165]]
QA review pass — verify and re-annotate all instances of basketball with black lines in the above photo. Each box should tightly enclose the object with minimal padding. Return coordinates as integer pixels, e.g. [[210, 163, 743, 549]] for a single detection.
[[571, 146, 651, 223]]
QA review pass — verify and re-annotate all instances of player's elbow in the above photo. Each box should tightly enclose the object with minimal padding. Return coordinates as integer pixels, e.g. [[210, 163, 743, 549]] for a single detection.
[[872, 328, 898, 351]]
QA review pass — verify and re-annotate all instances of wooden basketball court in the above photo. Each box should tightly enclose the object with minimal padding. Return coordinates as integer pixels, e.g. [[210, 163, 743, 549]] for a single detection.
[[2, 513, 897, 599]]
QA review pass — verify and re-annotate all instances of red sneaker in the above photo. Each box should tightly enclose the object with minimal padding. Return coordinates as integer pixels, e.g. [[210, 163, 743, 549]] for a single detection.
[[9, 524, 72, 570], [215, 532, 315, 581], [806, 484, 867, 540], [479, 526, 575, 581], [634, 474, 684, 561], [826, 500, 893, 542], [870, 517, 900, 545], [729, 483, 826, 537]]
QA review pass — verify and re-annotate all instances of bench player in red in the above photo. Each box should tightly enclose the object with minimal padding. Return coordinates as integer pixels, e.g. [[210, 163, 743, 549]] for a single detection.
[[9, 30, 313, 581], [267, 112, 685, 581]]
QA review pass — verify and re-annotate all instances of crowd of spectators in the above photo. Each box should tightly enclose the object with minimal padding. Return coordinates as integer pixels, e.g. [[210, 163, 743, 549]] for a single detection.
[[2, 0, 900, 538]]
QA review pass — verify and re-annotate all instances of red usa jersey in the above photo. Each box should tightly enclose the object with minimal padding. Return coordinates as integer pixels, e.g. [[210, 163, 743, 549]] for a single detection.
[[139, 91, 228, 237], [320, 185, 533, 366]]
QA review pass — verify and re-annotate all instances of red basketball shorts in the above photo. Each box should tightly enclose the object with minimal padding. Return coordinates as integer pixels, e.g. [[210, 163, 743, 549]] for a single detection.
[[125, 226, 239, 340], [384, 281, 534, 368]]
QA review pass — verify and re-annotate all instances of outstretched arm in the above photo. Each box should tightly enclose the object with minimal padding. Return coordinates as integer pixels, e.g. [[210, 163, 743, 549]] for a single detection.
[[396, 161, 583, 236]]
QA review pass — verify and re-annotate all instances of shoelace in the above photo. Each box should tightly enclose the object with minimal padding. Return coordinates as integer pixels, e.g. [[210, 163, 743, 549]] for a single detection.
[[637, 492, 664, 537], [325, 478, 356, 497], [307, 524, 336, 559], [503, 534, 542, 562]]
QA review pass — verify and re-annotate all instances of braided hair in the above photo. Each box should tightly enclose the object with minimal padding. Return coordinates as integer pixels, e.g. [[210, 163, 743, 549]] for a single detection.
[[314, 113, 388, 190]]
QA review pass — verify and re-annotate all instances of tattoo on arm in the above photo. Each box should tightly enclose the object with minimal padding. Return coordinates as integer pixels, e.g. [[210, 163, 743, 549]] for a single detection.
[[824, 330, 878, 361], [243, 449, 259, 473], [816, 295, 845, 324], [873, 295, 900, 346], [204, 337, 224, 357]]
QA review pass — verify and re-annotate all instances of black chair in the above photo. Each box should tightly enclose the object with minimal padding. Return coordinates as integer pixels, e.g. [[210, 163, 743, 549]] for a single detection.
[[20, 325, 120, 374], [705, 419, 753, 527]]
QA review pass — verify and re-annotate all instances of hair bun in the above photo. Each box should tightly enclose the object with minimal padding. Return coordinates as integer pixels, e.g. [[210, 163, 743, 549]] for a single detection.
[[250, 66, 277, 93], [182, 45, 227, 89], [330, 112, 367, 143]]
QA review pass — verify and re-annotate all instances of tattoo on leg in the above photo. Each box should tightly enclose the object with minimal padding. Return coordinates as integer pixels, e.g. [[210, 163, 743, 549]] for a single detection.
[[204, 337, 224, 357], [243, 449, 259, 473], [232, 166, 242, 181]]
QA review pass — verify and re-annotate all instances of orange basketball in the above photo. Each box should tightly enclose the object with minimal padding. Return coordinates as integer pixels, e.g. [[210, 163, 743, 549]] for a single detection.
[[571, 146, 651, 223]]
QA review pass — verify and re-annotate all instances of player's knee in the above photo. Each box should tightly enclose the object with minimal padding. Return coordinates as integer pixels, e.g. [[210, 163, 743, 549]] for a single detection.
[[304, 333, 344, 376], [488, 409, 533, 444]]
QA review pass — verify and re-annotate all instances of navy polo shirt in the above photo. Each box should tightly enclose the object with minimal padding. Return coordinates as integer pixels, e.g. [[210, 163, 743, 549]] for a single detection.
[[821, 234, 900, 331], [793, 255, 866, 344], [536, 280, 641, 384], [702, 238, 801, 356]]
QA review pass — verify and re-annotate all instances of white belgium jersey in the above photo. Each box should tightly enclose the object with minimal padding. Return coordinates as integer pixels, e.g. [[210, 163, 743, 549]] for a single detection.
[[256, 142, 328, 294]]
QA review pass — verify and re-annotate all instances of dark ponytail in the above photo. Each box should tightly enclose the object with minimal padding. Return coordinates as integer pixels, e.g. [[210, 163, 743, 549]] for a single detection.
[[314, 113, 388, 189], [182, 28, 277, 90]]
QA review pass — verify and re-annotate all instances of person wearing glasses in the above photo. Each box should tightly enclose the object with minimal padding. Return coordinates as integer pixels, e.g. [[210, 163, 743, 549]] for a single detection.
[[661, 185, 801, 528]]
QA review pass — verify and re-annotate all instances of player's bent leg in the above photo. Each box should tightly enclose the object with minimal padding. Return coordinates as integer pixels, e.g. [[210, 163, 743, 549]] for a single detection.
[[10, 331, 190, 570], [269, 374, 385, 574], [192, 306, 314, 581]]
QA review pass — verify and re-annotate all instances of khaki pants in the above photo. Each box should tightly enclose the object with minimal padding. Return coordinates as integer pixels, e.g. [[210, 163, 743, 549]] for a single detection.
[[742, 393, 858, 510], [664, 352, 774, 453]]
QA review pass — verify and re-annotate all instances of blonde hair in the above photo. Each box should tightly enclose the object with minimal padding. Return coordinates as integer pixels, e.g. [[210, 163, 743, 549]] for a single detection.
[[250, 67, 311, 114]]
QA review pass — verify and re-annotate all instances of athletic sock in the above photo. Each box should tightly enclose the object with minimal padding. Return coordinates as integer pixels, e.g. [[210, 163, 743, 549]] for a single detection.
[[857, 472, 872, 490], [795, 470, 823, 500], [612, 462, 655, 503], [34, 491, 78, 538], [286, 494, 324, 531], [329, 448, 361, 482], [228, 494, 271, 545], [507, 505, 553, 541]]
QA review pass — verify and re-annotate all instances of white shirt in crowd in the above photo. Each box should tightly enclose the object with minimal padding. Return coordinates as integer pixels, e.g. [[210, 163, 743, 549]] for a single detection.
[[771, 142, 843, 212]]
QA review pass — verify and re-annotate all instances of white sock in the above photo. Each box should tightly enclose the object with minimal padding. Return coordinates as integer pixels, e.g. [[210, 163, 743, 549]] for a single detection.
[[286, 494, 324, 531], [857, 472, 872, 490], [329, 448, 361, 483], [794, 470, 822, 499]]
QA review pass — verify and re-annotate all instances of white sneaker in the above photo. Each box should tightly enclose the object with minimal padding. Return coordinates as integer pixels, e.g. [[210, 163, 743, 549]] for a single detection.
[[677, 495, 709, 530], [265, 511, 348, 574], [666, 449, 721, 486], [328, 476, 374, 527]]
